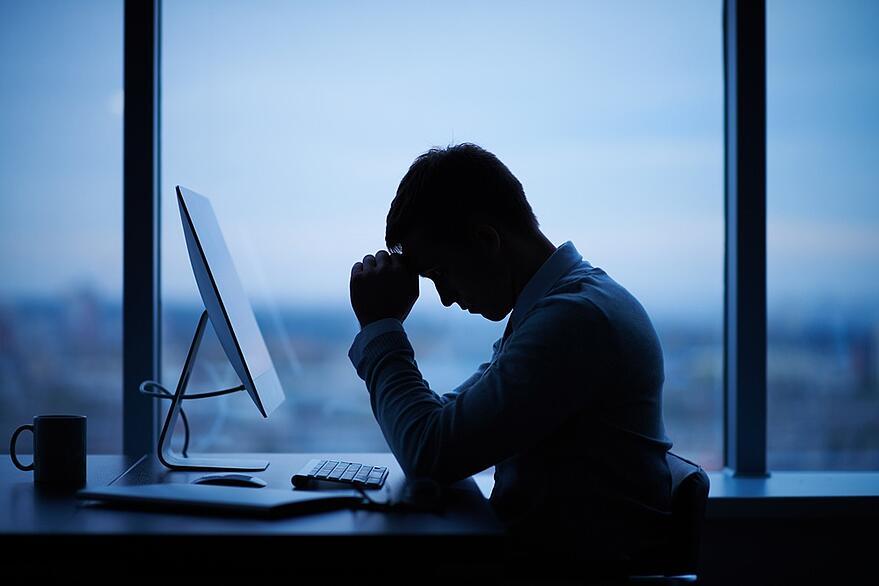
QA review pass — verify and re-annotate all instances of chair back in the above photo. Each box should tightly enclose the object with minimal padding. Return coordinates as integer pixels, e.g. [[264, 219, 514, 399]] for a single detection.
[[665, 451, 710, 575]]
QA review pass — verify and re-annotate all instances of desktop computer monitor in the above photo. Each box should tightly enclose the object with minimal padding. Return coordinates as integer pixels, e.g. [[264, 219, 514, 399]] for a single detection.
[[152, 187, 284, 471], [176, 185, 285, 418]]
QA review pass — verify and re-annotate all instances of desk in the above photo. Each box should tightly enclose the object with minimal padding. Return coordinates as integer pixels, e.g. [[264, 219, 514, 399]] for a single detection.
[[1, 453, 505, 578]]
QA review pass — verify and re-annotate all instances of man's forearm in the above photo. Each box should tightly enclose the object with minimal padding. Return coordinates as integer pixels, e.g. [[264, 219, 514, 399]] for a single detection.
[[350, 327, 450, 479]]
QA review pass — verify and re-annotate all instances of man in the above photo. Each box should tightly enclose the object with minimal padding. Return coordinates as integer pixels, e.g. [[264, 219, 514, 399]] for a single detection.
[[348, 143, 673, 562]]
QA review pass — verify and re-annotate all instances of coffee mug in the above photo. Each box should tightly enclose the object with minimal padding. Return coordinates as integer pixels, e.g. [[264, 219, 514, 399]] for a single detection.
[[10, 415, 87, 488]]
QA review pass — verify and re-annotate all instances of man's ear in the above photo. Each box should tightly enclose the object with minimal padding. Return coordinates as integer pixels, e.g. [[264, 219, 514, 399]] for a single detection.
[[471, 224, 501, 258]]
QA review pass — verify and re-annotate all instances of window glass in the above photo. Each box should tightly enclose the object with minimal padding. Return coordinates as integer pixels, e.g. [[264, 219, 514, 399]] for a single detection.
[[0, 1, 123, 452], [162, 0, 723, 468], [767, 0, 879, 469]]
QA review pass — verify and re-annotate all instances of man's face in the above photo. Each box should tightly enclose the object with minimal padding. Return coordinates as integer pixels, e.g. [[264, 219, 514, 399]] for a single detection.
[[400, 229, 514, 321]]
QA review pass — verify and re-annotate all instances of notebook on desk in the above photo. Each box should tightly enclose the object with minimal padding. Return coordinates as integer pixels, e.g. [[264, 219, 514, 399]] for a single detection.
[[77, 483, 364, 518]]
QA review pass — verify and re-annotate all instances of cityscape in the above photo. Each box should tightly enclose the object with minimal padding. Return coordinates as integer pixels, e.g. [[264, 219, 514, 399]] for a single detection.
[[2, 286, 876, 472]]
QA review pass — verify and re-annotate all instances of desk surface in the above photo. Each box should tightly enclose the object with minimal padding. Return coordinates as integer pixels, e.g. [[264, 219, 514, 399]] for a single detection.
[[1, 453, 506, 576], [1, 453, 503, 537], [7, 453, 878, 578]]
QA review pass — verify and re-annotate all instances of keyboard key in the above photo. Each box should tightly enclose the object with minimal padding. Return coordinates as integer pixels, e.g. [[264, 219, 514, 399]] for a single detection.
[[298, 460, 386, 488], [328, 463, 348, 480], [316, 461, 337, 478]]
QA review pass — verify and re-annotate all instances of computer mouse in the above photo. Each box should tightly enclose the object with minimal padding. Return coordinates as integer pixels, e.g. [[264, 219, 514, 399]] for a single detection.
[[191, 473, 267, 488]]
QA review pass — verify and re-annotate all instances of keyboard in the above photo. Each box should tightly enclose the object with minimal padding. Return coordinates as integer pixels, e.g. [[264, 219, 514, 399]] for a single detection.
[[291, 459, 388, 489]]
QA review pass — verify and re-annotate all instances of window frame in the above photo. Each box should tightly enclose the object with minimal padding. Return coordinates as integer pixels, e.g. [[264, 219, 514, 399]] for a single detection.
[[120, 0, 847, 483]]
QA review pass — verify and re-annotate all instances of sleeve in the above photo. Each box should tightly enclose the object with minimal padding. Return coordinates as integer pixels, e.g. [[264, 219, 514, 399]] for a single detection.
[[439, 337, 503, 404], [349, 300, 609, 483], [348, 318, 405, 366]]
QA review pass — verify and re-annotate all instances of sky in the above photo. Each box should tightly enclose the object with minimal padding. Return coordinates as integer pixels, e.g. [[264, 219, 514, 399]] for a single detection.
[[1, 0, 877, 322]]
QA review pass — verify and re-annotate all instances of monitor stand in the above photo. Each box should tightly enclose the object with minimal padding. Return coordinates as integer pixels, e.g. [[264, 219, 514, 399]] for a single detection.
[[157, 310, 269, 472]]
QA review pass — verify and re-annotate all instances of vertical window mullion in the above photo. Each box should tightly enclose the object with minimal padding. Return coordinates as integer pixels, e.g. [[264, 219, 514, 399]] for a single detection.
[[123, 0, 161, 456], [723, 0, 768, 477]]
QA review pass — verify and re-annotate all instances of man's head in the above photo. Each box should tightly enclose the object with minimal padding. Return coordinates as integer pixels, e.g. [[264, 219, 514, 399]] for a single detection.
[[385, 143, 542, 321]]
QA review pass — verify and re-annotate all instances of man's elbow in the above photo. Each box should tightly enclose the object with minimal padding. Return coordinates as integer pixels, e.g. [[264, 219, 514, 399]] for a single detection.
[[397, 437, 467, 486], [399, 453, 461, 485], [393, 415, 460, 484]]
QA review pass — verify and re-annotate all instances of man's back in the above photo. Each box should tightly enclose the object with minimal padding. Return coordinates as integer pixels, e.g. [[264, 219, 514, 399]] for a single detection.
[[349, 242, 673, 561], [487, 250, 673, 560]]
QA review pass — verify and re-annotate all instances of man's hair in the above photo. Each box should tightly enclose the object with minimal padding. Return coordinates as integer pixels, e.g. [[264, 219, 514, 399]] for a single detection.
[[385, 143, 539, 253]]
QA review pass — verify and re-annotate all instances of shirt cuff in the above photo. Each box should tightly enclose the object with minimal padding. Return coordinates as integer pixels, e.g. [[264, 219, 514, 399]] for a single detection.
[[348, 318, 405, 367]]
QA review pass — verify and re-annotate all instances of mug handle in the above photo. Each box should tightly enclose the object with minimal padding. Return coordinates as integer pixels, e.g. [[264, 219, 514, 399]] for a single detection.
[[10, 424, 35, 471]]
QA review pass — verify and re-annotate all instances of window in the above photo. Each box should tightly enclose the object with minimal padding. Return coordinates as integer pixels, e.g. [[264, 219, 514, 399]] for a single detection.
[[158, 0, 724, 465], [767, 0, 879, 469], [0, 1, 123, 452]]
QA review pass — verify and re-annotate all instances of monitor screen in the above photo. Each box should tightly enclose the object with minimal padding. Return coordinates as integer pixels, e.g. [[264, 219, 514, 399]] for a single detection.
[[176, 186, 285, 418]]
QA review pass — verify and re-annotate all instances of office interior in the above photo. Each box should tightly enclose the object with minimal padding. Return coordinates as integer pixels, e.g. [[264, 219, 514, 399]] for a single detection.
[[2, 1, 878, 583]]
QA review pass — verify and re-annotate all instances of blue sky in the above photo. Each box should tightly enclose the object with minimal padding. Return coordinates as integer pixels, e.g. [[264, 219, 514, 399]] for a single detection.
[[1, 0, 877, 321]]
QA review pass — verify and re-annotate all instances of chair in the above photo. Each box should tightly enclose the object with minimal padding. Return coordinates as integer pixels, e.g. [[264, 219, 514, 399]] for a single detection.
[[630, 452, 710, 583]]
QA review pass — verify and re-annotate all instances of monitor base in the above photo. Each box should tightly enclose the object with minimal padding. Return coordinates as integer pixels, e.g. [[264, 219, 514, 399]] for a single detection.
[[156, 310, 269, 473], [160, 454, 269, 472]]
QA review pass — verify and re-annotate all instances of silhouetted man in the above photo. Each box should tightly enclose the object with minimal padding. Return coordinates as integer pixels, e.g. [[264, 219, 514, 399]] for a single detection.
[[348, 143, 673, 563]]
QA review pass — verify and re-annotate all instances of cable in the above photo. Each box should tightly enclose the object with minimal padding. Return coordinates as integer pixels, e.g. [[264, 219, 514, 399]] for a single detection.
[[181, 386, 245, 399], [354, 485, 394, 511], [139, 380, 244, 400], [139, 381, 190, 456], [138, 380, 246, 458], [138, 381, 190, 456]]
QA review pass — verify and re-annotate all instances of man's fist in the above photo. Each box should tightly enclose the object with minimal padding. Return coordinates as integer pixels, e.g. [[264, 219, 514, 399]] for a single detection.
[[350, 250, 419, 329]]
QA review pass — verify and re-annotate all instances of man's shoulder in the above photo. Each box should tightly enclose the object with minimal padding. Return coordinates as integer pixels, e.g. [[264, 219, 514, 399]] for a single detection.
[[539, 261, 614, 309], [531, 261, 648, 331], [526, 282, 611, 334]]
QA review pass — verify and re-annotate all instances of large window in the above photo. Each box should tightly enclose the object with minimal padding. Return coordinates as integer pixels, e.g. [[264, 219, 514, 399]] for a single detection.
[[0, 1, 123, 453], [3, 1, 871, 476], [160, 0, 724, 466], [767, 0, 879, 469]]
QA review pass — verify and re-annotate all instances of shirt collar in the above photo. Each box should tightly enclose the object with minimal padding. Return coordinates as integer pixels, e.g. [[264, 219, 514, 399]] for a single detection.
[[505, 241, 584, 335]]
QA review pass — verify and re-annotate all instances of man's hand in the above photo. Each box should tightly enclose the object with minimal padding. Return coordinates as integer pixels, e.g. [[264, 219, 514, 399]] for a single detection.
[[350, 250, 419, 329]]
